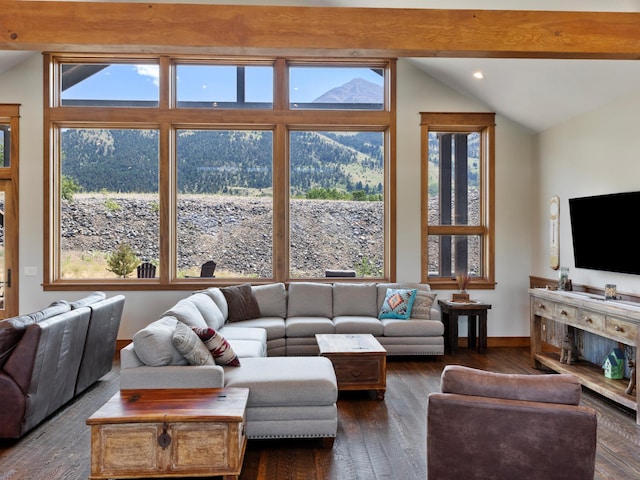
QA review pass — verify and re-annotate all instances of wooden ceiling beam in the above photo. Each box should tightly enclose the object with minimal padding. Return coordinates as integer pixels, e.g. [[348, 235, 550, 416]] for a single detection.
[[1, 1, 640, 59]]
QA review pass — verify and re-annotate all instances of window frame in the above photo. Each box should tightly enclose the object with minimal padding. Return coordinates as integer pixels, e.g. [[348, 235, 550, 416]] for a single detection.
[[44, 54, 395, 290], [420, 112, 495, 290]]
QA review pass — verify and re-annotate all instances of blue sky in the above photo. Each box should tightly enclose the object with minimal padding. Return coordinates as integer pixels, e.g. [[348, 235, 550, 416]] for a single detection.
[[62, 63, 384, 103]]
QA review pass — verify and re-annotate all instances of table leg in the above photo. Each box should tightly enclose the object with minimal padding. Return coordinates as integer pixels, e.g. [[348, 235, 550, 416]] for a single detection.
[[450, 312, 459, 354], [442, 310, 450, 353], [478, 311, 488, 354], [468, 315, 477, 349]]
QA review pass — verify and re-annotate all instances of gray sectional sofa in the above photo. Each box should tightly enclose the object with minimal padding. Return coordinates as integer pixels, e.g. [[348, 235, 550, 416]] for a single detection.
[[120, 281, 442, 442], [0, 292, 125, 439]]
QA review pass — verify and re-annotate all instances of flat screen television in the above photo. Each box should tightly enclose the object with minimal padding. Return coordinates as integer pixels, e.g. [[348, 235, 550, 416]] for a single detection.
[[569, 191, 640, 275]]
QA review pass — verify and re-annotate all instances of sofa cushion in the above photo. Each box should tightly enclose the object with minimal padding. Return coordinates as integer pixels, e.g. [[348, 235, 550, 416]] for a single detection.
[[379, 288, 417, 319], [68, 291, 107, 309], [382, 319, 444, 337], [171, 321, 214, 366], [188, 293, 226, 330], [252, 283, 287, 318], [27, 301, 71, 323], [376, 282, 431, 312], [287, 282, 333, 318], [411, 290, 438, 319], [227, 339, 266, 358], [218, 326, 268, 345], [285, 317, 335, 337], [132, 316, 188, 367], [221, 317, 285, 340], [332, 283, 377, 317], [163, 299, 208, 328], [221, 284, 261, 323], [192, 326, 241, 367], [223, 356, 338, 407], [199, 287, 229, 321], [333, 316, 384, 335]]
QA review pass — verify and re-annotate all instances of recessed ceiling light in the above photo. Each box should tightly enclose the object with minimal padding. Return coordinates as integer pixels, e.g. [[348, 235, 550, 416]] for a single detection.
[[473, 71, 484, 79]]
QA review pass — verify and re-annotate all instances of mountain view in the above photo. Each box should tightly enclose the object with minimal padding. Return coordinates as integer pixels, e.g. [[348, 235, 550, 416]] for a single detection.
[[61, 78, 385, 198], [313, 77, 383, 104]]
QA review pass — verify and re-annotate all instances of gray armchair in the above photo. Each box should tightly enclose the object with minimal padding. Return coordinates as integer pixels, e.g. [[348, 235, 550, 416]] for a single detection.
[[427, 365, 597, 480]]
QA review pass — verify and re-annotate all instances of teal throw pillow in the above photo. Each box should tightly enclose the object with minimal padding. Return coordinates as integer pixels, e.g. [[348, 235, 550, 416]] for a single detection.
[[379, 288, 417, 319]]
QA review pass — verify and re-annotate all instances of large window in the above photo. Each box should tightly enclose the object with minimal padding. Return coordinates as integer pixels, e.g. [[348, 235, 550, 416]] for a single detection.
[[59, 127, 159, 279], [289, 130, 384, 278], [420, 112, 495, 290], [45, 55, 394, 289]]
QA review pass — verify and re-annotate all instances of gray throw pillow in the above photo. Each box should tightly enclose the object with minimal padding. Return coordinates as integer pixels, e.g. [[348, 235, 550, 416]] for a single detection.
[[172, 321, 214, 366]]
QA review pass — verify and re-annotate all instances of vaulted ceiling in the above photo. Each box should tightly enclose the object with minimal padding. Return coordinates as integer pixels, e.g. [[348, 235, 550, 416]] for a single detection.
[[2, 0, 640, 132]]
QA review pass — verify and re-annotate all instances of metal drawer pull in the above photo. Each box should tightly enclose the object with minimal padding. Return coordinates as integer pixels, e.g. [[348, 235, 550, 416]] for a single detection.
[[158, 423, 171, 449], [614, 325, 624, 333], [537, 303, 546, 309], [585, 317, 593, 323], [560, 310, 568, 316]]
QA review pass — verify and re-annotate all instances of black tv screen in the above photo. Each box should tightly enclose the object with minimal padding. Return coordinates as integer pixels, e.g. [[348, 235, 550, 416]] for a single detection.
[[569, 191, 640, 275]]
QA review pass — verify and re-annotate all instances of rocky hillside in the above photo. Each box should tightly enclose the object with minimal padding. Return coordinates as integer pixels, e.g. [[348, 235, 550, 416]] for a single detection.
[[61, 194, 384, 277]]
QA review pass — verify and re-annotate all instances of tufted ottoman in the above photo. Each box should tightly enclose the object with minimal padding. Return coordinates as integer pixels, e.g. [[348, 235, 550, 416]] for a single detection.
[[223, 356, 338, 447]]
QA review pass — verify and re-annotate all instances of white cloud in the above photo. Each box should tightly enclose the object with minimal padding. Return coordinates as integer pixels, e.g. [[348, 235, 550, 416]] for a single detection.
[[135, 65, 160, 86]]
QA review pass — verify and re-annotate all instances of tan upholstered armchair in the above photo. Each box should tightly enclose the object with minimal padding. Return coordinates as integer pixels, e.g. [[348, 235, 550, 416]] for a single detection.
[[427, 365, 597, 480]]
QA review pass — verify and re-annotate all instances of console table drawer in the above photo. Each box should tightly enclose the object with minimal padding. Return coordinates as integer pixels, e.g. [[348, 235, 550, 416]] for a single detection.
[[577, 309, 605, 332], [532, 298, 554, 317], [554, 304, 577, 323], [605, 317, 636, 344]]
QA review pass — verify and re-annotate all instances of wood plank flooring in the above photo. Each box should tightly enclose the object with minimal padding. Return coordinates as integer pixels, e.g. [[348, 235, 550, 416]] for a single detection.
[[1, 347, 639, 479]]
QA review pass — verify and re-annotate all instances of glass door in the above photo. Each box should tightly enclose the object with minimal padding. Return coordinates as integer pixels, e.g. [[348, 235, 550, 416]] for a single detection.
[[0, 181, 17, 318], [0, 105, 19, 319]]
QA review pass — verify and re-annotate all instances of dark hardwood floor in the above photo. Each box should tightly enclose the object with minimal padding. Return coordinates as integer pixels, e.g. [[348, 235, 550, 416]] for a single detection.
[[1, 347, 639, 479]]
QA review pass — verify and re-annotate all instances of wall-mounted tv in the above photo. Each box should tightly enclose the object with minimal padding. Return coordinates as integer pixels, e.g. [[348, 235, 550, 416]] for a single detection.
[[569, 191, 640, 275]]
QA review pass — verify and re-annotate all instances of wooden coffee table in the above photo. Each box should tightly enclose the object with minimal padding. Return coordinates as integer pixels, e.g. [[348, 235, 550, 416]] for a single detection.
[[316, 333, 387, 400], [86, 388, 249, 480]]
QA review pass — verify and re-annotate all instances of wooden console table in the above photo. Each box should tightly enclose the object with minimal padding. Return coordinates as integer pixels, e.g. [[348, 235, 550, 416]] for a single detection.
[[438, 299, 492, 354], [530, 288, 640, 424]]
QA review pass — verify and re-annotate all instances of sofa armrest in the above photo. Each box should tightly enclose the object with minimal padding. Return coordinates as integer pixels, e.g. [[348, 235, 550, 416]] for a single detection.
[[427, 392, 597, 480], [120, 364, 225, 390], [0, 372, 26, 438], [120, 342, 225, 389]]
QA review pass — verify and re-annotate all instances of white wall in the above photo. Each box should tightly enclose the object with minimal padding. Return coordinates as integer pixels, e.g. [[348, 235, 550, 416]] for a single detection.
[[396, 60, 534, 338], [0, 55, 536, 339], [532, 89, 640, 296]]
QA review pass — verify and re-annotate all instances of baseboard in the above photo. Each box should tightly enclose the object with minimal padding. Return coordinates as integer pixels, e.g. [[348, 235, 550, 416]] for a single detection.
[[457, 337, 530, 348]]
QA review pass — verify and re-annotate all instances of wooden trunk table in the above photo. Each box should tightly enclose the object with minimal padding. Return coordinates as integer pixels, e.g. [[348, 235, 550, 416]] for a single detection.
[[86, 388, 249, 480], [316, 333, 387, 400]]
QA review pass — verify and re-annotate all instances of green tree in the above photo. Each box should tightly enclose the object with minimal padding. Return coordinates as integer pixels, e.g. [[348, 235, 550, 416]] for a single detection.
[[351, 190, 367, 201], [61, 175, 81, 201], [106, 243, 140, 278], [354, 256, 382, 277]]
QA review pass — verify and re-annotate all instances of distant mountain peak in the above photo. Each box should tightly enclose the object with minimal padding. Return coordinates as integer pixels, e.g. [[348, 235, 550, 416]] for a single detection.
[[313, 78, 383, 104]]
